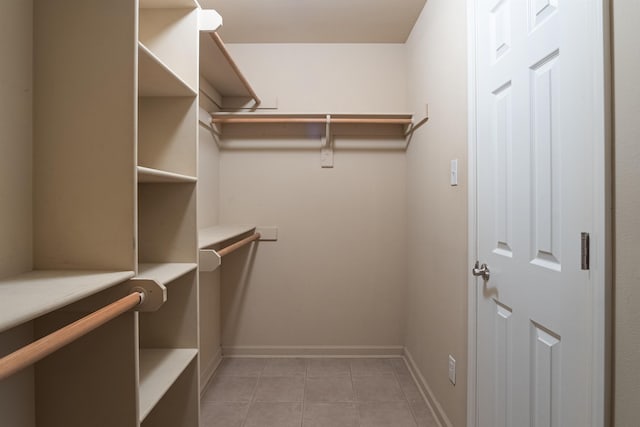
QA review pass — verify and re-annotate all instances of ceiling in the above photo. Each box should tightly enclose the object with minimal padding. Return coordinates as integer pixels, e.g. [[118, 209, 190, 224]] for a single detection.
[[198, 0, 427, 43]]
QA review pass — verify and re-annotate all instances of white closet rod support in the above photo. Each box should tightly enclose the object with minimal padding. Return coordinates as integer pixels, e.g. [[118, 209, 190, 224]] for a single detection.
[[0, 292, 143, 381]]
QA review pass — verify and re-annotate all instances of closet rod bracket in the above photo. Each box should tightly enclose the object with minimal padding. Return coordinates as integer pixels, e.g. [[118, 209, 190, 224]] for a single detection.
[[199, 249, 222, 272], [321, 114, 334, 168], [126, 278, 166, 312]]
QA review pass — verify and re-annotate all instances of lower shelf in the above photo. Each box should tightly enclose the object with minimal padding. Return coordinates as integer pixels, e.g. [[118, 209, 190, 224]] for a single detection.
[[139, 348, 198, 422], [0, 270, 135, 333]]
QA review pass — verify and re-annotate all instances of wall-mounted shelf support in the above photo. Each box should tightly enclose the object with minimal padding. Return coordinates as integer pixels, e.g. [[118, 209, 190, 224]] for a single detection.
[[198, 232, 261, 272], [404, 104, 430, 150], [321, 114, 333, 168]]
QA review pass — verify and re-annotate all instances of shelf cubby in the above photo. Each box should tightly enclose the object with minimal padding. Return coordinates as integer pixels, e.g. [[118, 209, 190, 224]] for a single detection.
[[138, 184, 198, 264], [138, 42, 196, 97], [138, 96, 198, 177], [139, 7, 198, 93], [139, 348, 198, 422], [138, 263, 198, 285]]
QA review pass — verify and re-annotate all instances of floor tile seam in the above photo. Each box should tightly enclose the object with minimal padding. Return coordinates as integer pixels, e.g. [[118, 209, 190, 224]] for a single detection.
[[301, 365, 308, 427], [239, 374, 261, 427], [396, 358, 422, 427]]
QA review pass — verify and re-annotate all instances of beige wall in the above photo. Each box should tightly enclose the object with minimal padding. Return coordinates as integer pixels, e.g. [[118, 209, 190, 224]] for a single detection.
[[0, 0, 33, 277], [0, 1, 35, 425], [218, 44, 409, 352], [612, 0, 640, 425], [404, 1, 468, 426]]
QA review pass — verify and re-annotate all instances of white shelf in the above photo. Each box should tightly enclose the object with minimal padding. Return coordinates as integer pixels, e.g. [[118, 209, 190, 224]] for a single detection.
[[137, 166, 197, 183], [138, 42, 197, 97], [0, 270, 135, 333], [199, 225, 256, 249], [199, 32, 260, 107], [138, 263, 197, 285], [139, 0, 198, 8], [211, 112, 414, 123], [139, 348, 198, 421]]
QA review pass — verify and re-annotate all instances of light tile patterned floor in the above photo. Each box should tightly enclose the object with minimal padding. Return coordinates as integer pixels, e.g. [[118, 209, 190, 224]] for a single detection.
[[201, 357, 439, 427]]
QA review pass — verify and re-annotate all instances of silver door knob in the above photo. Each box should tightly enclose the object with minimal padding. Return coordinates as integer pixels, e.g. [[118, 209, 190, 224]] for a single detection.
[[472, 261, 490, 281]]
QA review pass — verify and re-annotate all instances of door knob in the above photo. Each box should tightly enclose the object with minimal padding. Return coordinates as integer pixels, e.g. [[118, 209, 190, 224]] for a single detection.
[[472, 261, 490, 281]]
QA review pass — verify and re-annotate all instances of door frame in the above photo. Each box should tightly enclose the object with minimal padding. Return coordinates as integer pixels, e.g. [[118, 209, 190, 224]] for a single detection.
[[465, 1, 613, 426]]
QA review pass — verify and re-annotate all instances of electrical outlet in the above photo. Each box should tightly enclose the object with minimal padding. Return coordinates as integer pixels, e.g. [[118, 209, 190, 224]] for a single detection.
[[448, 355, 456, 385]]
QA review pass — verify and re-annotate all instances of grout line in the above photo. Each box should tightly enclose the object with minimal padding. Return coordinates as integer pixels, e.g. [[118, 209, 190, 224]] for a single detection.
[[394, 358, 421, 427], [239, 359, 263, 427], [300, 358, 307, 427]]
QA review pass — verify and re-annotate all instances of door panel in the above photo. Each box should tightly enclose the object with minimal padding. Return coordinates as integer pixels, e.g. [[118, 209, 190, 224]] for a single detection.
[[474, 0, 605, 426]]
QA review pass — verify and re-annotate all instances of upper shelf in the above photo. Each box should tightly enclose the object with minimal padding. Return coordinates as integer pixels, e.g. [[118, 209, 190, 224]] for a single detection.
[[211, 112, 414, 126], [137, 166, 197, 184], [138, 42, 197, 97], [0, 270, 135, 333], [199, 32, 261, 108], [139, 0, 198, 8], [199, 225, 256, 249]]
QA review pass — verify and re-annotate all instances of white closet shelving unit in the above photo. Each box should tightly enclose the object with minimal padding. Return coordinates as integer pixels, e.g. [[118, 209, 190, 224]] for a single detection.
[[136, 0, 200, 425], [0, 0, 216, 426]]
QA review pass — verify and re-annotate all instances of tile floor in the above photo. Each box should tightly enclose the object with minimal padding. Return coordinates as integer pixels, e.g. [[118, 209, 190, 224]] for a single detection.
[[201, 357, 439, 427]]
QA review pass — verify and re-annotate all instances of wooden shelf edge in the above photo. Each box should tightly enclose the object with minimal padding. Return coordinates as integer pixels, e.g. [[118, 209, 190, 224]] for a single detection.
[[198, 225, 256, 249], [138, 348, 198, 421], [137, 166, 197, 183], [0, 270, 136, 333]]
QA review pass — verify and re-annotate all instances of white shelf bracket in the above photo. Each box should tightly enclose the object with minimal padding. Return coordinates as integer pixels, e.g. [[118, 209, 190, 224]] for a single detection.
[[405, 104, 430, 150], [199, 249, 222, 272], [321, 114, 334, 168], [60, 278, 167, 313], [198, 10, 223, 33]]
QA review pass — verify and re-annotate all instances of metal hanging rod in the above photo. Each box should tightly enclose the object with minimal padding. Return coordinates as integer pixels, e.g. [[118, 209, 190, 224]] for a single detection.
[[217, 232, 261, 257], [0, 291, 143, 381]]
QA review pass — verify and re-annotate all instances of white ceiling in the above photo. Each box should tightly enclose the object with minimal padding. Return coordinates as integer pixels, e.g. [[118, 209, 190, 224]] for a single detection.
[[198, 0, 427, 43]]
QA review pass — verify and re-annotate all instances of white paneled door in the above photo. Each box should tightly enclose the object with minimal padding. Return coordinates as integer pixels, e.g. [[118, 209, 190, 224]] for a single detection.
[[472, 0, 608, 426]]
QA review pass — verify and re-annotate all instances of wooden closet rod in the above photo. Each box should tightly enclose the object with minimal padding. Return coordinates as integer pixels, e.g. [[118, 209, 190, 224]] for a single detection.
[[211, 117, 414, 125], [217, 233, 261, 257], [0, 292, 142, 381], [210, 32, 261, 107]]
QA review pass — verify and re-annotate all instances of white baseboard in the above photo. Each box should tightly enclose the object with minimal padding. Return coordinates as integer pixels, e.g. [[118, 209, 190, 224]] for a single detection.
[[200, 347, 223, 395], [221, 345, 405, 357], [403, 348, 452, 427]]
